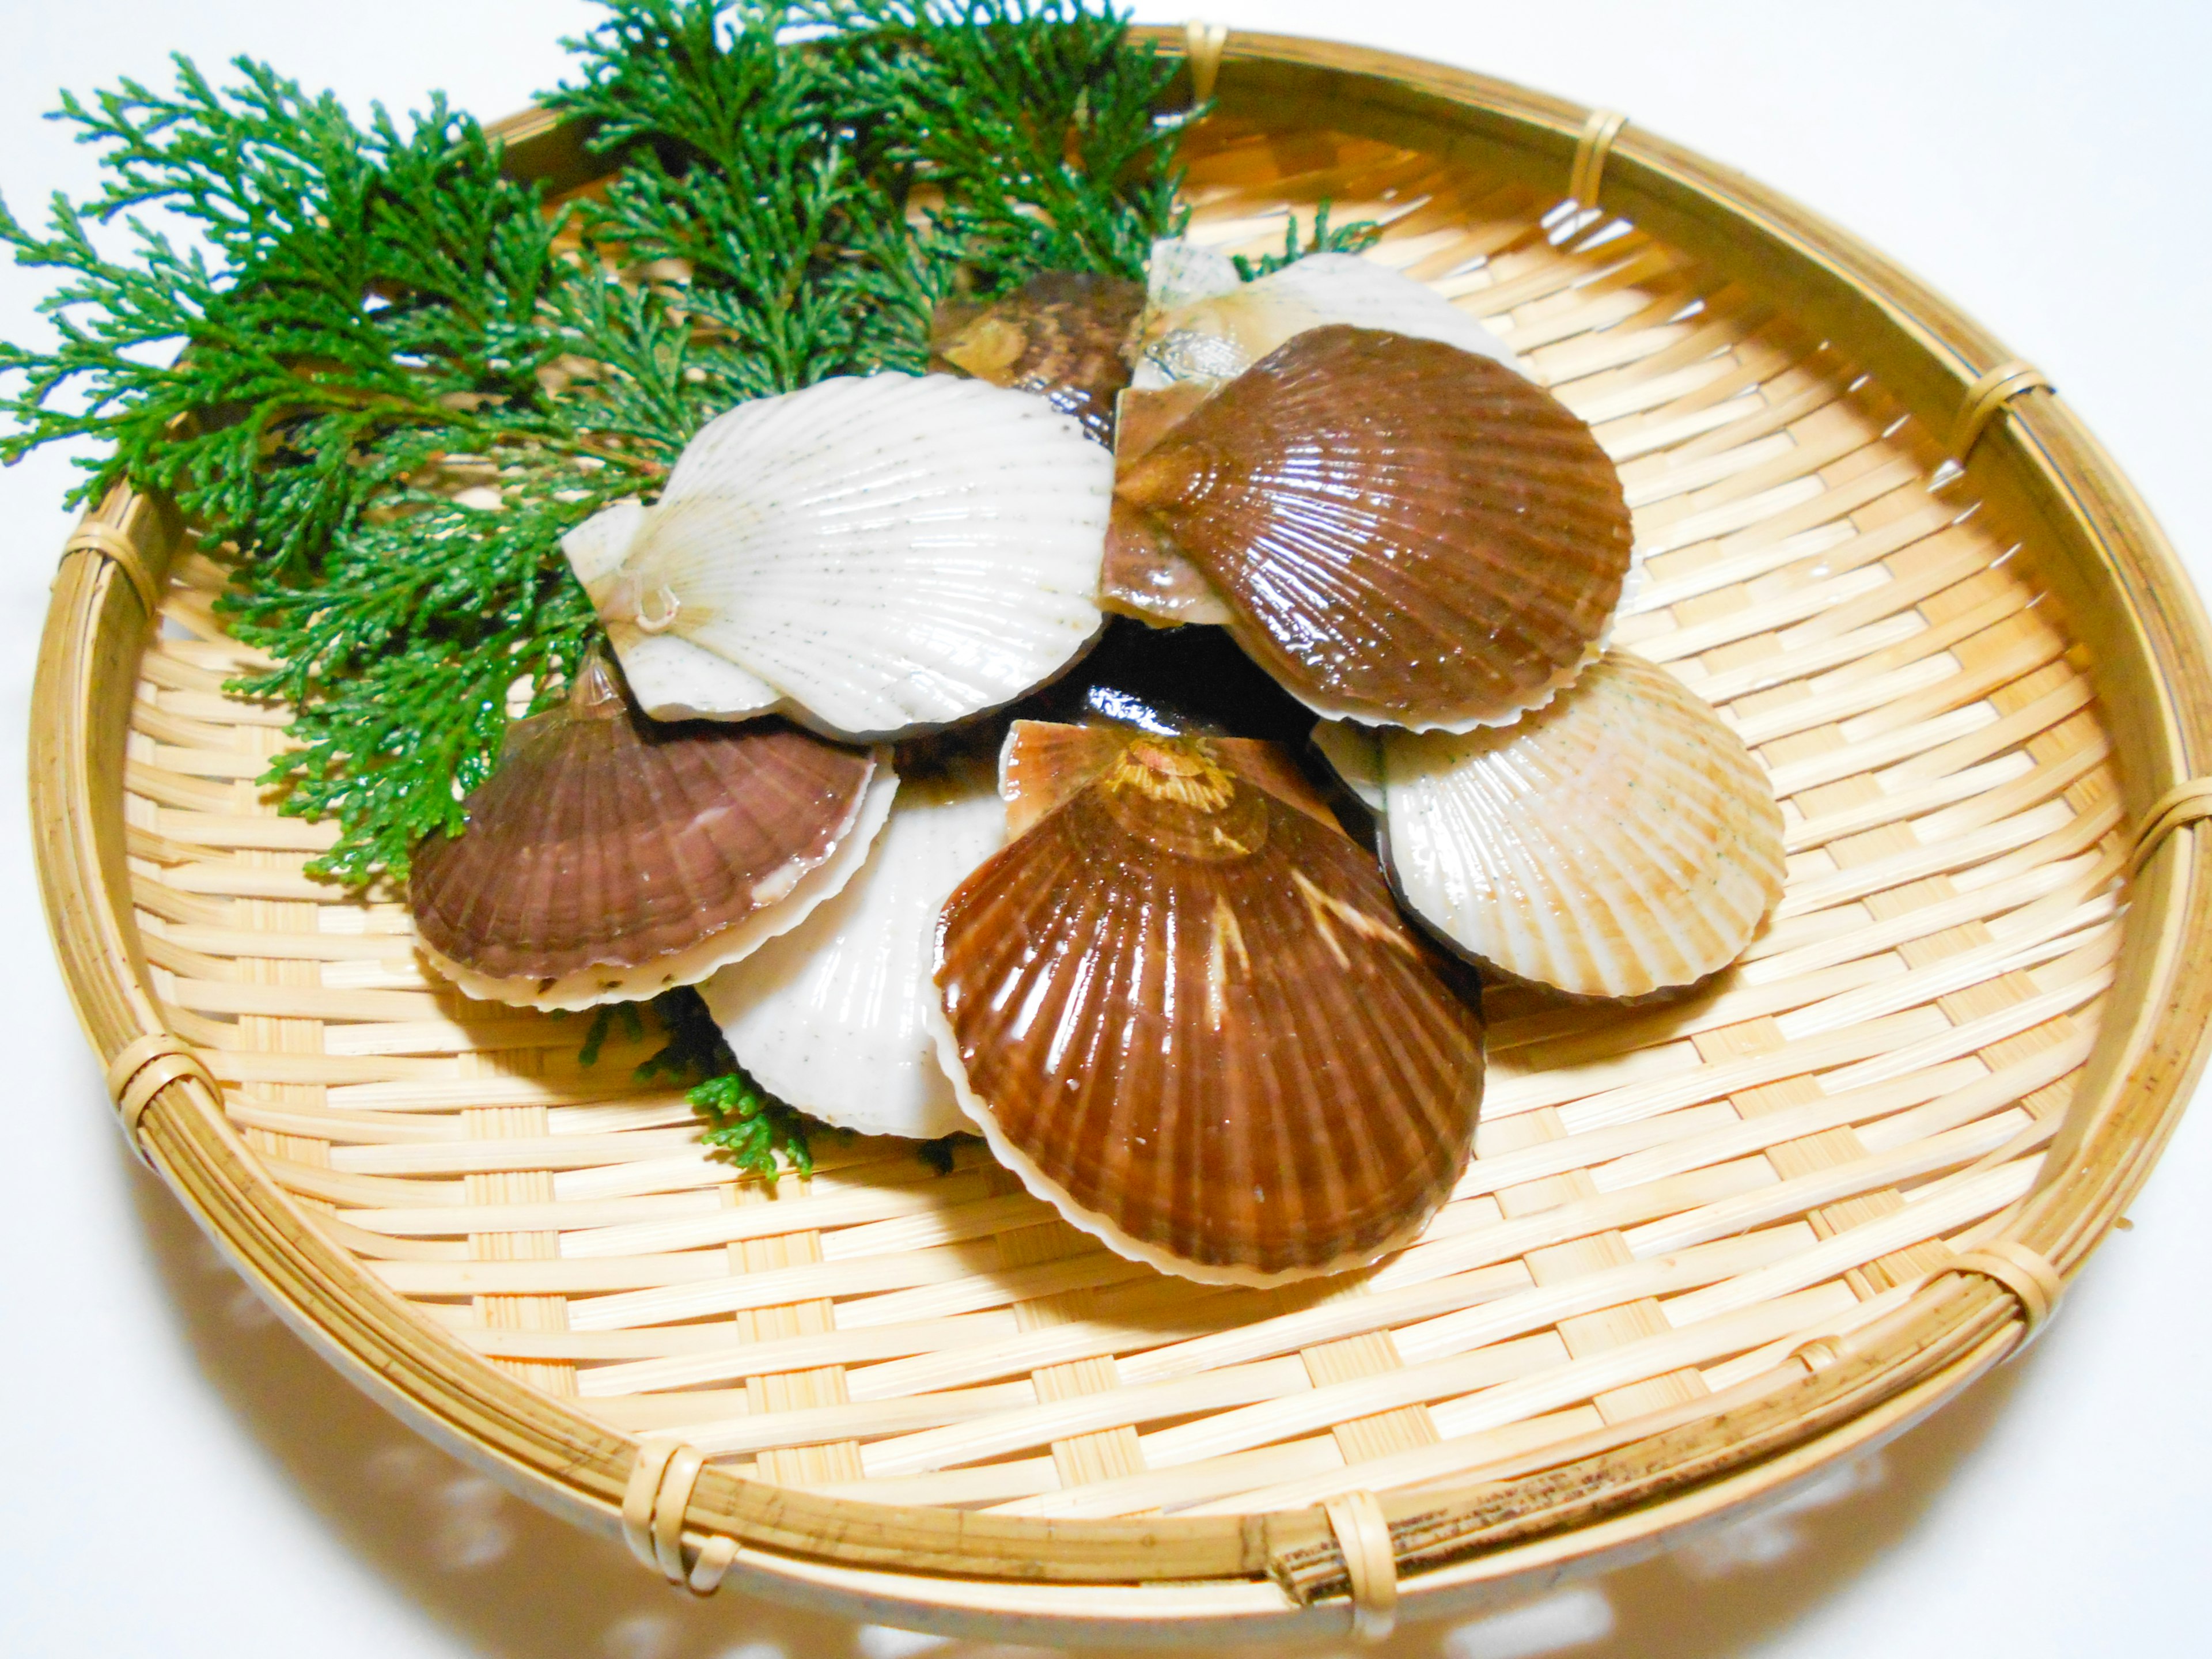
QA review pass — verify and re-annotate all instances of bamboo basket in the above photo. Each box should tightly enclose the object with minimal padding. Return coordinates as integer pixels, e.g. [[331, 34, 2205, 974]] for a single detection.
[[31, 24, 2212, 1647]]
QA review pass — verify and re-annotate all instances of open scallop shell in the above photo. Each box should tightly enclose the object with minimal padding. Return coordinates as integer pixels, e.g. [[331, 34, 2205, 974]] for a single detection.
[[408, 653, 896, 1012], [700, 757, 1003, 1141], [931, 721, 1484, 1286], [1112, 325, 1634, 732], [1132, 245, 1523, 390], [930, 271, 1145, 446], [1344, 650, 1786, 999], [563, 373, 1112, 740]]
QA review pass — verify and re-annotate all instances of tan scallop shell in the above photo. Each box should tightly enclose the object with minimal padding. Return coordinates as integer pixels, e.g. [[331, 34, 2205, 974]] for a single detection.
[[931, 722, 1484, 1286], [1132, 248, 1524, 389], [930, 271, 1145, 445], [408, 654, 895, 1012], [1354, 650, 1786, 999], [1112, 325, 1634, 732]]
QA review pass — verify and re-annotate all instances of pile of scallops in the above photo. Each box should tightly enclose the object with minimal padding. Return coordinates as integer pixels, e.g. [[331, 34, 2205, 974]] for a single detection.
[[407, 244, 1786, 1288]]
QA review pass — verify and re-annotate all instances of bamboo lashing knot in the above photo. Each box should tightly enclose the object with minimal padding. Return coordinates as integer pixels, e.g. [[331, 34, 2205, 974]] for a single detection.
[[623, 1440, 737, 1595], [1568, 109, 1628, 209], [1950, 361, 2052, 460], [2128, 777, 2212, 878], [63, 518, 162, 618], [104, 1031, 217, 1165], [1945, 1240, 2064, 1345], [1184, 21, 1229, 105], [1321, 1490, 1399, 1643], [1790, 1336, 1843, 1374]]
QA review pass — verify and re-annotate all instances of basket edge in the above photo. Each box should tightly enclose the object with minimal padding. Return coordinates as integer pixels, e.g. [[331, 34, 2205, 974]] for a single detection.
[[26, 24, 2212, 1637]]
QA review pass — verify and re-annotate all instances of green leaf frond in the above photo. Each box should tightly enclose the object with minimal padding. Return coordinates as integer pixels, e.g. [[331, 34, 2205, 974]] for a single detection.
[[690, 1069, 817, 1184], [1231, 199, 1385, 281], [803, 0, 1191, 300], [1, 0, 1187, 890]]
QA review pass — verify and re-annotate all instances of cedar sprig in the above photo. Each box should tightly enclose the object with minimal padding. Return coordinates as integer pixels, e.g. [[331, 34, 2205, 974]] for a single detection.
[[690, 1071, 818, 1184], [0, 0, 1188, 889], [807, 0, 1191, 302], [575, 987, 817, 1180], [548, 0, 913, 391], [0, 55, 691, 881], [1231, 200, 1384, 281]]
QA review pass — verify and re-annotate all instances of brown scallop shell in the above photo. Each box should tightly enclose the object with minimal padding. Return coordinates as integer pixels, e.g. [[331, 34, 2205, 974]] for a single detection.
[[1112, 325, 1634, 731], [410, 653, 891, 1011], [930, 271, 1145, 446], [933, 722, 1484, 1286], [1100, 384, 1236, 627]]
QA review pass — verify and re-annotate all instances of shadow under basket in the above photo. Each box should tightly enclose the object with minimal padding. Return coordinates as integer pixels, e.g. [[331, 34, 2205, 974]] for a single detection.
[[32, 25, 2212, 1648]]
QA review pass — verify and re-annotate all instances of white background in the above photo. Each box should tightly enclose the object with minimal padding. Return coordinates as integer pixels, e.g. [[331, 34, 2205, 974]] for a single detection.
[[3, 3, 2207, 1656]]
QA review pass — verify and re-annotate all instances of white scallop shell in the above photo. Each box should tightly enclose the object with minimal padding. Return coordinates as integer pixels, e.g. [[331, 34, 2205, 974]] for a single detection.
[[700, 760, 1004, 1139], [1143, 236, 1241, 309], [563, 374, 1112, 740], [1336, 652, 1785, 999], [1132, 246, 1524, 390]]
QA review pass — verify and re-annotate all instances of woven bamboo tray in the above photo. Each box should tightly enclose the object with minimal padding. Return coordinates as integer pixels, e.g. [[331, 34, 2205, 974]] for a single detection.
[[31, 24, 2212, 1647]]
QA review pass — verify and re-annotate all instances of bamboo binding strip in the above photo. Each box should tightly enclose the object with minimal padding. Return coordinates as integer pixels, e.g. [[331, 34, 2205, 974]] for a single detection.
[[62, 520, 163, 619], [1943, 1240, 2064, 1343], [1183, 20, 1228, 104], [35, 32, 2212, 1639], [623, 1440, 739, 1594], [2128, 778, 2212, 877], [1952, 361, 2054, 460], [1569, 108, 1628, 208], [1321, 1489, 1400, 1641], [105, 1030, 218, 1165]]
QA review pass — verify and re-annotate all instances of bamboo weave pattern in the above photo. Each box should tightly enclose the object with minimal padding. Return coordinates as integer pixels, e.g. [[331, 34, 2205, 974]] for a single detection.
[[117, 118, 2120, 1525]]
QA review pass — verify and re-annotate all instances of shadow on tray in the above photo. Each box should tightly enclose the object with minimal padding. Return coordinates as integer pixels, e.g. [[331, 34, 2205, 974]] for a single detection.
[[129, 1146, 2025, 1659]]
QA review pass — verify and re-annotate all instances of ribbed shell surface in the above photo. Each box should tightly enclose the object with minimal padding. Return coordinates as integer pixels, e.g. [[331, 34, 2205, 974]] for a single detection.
[[409, 670, 884, 1009], [702, 762, 1003, 1141], [930, 271, 1145, 446], [1113, 326, 1634, 731], [933, 725, 1484, 1285], [1134, 251, 1523, 388], [1376, 651, 1786, 998], [571, 373, 1112, 740]]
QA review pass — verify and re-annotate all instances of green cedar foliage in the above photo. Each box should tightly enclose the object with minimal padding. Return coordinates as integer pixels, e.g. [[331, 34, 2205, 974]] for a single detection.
[[575, 986, 812, 1184], [0, 0, 1186, 888], [1231, 199, 1384, 281]]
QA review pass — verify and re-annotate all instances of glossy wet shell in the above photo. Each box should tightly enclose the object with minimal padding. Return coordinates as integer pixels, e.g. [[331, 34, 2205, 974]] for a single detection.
[[1369, 651, 1786, 998], [932, 724, 1484, 1285], [1113, 326, 1634, 732], [702, 761, 1003, 1141], [564, 373, 1111, 740], [408, 660, 894, 1012], [931, 271, 1145, 446]]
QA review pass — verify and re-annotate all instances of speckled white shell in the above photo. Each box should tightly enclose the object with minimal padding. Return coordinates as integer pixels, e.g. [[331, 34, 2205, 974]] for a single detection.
[[1131, 245, 1523, 389], [563, 374, 1112, 740], [700, 760, 1004, 1139], [1332, 652, 1786, 998]]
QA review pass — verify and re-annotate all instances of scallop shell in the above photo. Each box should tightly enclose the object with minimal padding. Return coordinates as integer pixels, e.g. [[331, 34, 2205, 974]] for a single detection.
[[931, 722, 1484, 1286], [1132, 247, 1523, 390], [701, 759, 1001, 1141], [1113, 325, 1634, 732], [408, 654, 896, 1012], [930, 271, 1145, 445], [563, 373, 1112, 740], [1357, 650, 1786, 999], [1143, 237, 1242, 310]]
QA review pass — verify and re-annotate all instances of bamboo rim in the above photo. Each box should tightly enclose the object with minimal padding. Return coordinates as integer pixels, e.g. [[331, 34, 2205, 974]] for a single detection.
[[29, 25, 2212, 1642]]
